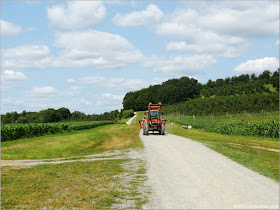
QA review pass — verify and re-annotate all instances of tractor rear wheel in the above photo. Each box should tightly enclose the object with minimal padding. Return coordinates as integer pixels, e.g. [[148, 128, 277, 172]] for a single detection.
[[161, 123, 165, 135]]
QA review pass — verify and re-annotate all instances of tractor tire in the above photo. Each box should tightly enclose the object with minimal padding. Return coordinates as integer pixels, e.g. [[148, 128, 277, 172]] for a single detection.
[[143, 125, 146, 135], [161, 123, 165, 135]]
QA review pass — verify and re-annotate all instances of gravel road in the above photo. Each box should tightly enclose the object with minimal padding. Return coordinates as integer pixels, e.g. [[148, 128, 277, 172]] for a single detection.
[[126, 112, 137, 125], [140, 131, 279, 209]]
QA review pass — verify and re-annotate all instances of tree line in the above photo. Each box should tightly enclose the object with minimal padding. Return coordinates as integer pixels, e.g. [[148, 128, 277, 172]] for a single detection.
[[123, 69, 279, 111], [201, 70, 279, 97], [123, 77, 201, 111], [1, 108, 124, 124]]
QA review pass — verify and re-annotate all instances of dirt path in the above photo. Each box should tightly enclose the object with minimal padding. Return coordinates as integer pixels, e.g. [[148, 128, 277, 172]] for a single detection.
[[126, 112, 137, 125], [0, 150, 141, 168], [140, 131, 279, 209]]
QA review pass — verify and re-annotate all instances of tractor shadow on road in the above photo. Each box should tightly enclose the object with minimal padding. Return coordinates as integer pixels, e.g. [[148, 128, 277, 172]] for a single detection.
[[146, 132, 169, 136]]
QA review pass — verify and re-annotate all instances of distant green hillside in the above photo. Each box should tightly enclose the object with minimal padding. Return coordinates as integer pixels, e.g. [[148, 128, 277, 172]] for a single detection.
[[123, 69, 279, 111], [162, 93, 279, 116]]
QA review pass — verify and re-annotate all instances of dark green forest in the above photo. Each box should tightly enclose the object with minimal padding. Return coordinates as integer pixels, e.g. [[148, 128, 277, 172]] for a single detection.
[[123, 69, 279, 112]]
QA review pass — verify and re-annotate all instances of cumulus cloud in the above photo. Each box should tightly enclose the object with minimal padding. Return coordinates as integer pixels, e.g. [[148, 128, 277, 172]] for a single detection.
[[1, 96, 50, 113], [58, 86, 82, 97], [144, 55, 216, 76], [1, 19, 22, 36], [2, 30, 142, 70], [67, 79, 76, 84], [166, 35, 249, 58], [26, 86, 57, 97], [113, 4, 163, 27], [199, 2, 278, 38], [47, 1, 106, 29], [94, 93, 124, 113], [76, 75, 149, 91], [234, 57, 279, 74], [1, 70, 27, 81], [154, 2, 278, 58], [2, 45, 52, 69], [167, 42, 188, 52], [53, 30, 143, 69]]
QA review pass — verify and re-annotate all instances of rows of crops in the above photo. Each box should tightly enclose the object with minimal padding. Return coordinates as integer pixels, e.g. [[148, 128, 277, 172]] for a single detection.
[[1, 121, 115, 141], [169, 118, 279, 138], [162, 93, 279, 116]]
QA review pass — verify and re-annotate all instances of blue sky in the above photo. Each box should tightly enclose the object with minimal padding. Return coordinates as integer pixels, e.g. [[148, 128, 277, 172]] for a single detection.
[[1, 0, 279, 114]]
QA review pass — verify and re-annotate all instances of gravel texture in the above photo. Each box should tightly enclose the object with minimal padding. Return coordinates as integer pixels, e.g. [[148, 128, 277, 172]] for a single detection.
[[140, 131, 279, 209], [126, 112, 137, 125]]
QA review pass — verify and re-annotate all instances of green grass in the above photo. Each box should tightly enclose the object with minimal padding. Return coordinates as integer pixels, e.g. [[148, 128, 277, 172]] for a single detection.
[[1, 124, 142, 160], [166, 123, 279, 181], [1, 121, 148, 209], [117, 117, 131, 124], [1, 159, 145, 209]]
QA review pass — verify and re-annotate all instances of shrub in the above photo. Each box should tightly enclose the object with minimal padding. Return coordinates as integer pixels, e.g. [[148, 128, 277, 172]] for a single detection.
[[123, 110, 134, 118]]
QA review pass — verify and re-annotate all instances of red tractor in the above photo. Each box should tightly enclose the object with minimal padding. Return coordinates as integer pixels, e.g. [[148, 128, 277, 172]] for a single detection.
[[139, 102, 166, 135]]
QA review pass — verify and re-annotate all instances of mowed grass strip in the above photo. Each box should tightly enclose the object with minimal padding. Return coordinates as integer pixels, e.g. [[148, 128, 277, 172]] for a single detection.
[[166, 123, 279, 182], [1, 121, 148, 209], [1, 159, 130, 209], [1, 123, 142, 160]]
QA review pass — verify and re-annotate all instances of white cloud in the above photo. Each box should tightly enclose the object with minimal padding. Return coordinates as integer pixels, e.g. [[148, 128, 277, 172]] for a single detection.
[[78, 75, 149, 92], [47, 1, 106, 29], [71, 98, 92, 106], [60, 86, 83, 97], [275, 40, 280, 46], [199, 2, 279, 38], [234, 57, 279, 74], [2, 30, 142, 70], [67, 79, 76, 83], [78, 76, 106, 85], [167, 42, 188, 52], [144, 55, 216, 76], [166, 35, 249, 58], [2, 45, 52, 69], [1, 70, 27, 81], [1, 19, 22, 36], [158, 22, 194, 40], [1, 97, 50, 114], [53, 30, 143, 69], [113, 4, 163, 27], [96, 93, 124, 104], [155, 2, 278, 58], [94, 93, 124, 112], [26, 86, 57, 97]]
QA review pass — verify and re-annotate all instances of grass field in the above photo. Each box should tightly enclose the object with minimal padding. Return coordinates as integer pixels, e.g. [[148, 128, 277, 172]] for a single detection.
[[1, 124, 141, 160], [166, 123, 279, 182], [1, 116, 148, 209]]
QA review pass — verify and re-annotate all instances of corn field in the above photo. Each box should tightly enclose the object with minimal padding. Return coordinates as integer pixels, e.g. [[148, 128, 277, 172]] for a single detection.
[[170, 118, 279, 138], [1, 121, 115, 141]]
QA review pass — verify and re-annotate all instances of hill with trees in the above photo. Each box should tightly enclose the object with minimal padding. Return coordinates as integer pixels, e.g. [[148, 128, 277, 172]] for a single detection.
[[122, 69, 279, 111]]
